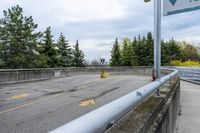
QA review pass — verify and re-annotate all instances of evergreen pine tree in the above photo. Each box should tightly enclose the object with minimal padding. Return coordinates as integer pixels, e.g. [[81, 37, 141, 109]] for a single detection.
[[41, 27, 58, 68], [145, 32, 154, 65], [161, 40, 168, 65], [121, 38, 137, 66], [135, 35, 145, 66], [57, 33, 72, 67], [110, 38, 122, 66], [165, 38, 181, 62], [132, 37, 139, 66], [0, 5, 41, 68], [132, 37, 137, 49], [132, 37, 138, 66], [72, 40, 85, 67], [134, 32, 154, 66]]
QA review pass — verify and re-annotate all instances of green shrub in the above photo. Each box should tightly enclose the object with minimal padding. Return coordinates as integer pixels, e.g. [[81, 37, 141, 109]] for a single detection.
[[170, 60, 200, 66]]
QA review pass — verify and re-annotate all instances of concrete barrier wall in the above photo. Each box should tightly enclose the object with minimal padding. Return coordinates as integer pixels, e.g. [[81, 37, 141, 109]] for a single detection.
[[155, 78, 180, 133], [106, 77, 180, 133], [0, 67, 153, 85]]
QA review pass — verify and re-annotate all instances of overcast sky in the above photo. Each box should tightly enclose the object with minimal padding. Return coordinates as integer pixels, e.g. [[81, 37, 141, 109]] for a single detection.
[[1, 0, 200, 61]]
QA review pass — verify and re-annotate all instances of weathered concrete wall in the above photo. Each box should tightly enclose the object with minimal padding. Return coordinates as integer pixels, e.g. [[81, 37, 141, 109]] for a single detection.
[[155, 78, 180, 133], [0, 67, 153, 85], [106, 77, 180, 133]]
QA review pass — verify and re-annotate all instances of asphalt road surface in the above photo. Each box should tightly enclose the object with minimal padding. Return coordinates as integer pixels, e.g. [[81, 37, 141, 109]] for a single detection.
[[0, 74, 151, 133]]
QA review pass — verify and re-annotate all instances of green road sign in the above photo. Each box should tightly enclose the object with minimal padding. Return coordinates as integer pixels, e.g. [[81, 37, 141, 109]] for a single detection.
[[164, 0, 200, 16]]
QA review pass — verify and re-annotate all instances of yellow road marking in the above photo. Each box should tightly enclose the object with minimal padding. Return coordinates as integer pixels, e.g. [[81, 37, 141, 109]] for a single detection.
[[7, 93, 29, 100], [79, 99, 96, 107], [0, 93, 62, 115], [0, 79, 99, 114]]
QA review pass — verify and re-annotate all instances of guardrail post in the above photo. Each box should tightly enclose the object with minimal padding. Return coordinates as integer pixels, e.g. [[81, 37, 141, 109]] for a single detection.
[[192, 68, 194, 80]]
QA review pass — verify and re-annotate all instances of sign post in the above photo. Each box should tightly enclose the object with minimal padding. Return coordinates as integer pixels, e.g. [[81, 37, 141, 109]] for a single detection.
[[153, 0, 200, 80], [156, 0, 200, 95], [146, 0, 200, 89], [154, 0, 161, 95]]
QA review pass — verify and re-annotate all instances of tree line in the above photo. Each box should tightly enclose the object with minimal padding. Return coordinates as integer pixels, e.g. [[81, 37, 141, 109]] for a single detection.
[[1, 5, 200, 69], [0, 5, 85, 69], [110, 32, 200, 66]]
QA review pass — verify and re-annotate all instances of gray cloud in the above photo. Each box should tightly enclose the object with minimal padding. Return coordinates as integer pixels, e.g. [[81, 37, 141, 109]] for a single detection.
[[0, 0, 200, 61]]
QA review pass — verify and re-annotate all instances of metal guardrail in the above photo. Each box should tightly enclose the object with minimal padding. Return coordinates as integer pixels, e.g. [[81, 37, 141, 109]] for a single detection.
[[176, 67, 200, 79], [175, 67, 200, 84], [49, 68, 178, 133]]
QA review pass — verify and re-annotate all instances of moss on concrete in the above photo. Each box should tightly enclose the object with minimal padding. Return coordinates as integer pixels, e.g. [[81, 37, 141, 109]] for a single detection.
[[160, 90, 168, 95], [135, 97, 162, 114]]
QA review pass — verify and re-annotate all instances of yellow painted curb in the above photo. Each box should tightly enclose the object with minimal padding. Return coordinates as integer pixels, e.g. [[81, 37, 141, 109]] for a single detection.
[[100, 73, 110, 78]]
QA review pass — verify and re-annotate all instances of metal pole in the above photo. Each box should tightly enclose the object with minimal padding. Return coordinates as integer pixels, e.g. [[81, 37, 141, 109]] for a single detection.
[[154, 0, 161, 95], [154, 0, 161, 79]]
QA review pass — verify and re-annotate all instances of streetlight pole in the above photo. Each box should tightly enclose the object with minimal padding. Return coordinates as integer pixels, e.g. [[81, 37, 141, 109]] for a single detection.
[[154, 0, 161, 95], [144, 0, 162, 94]]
